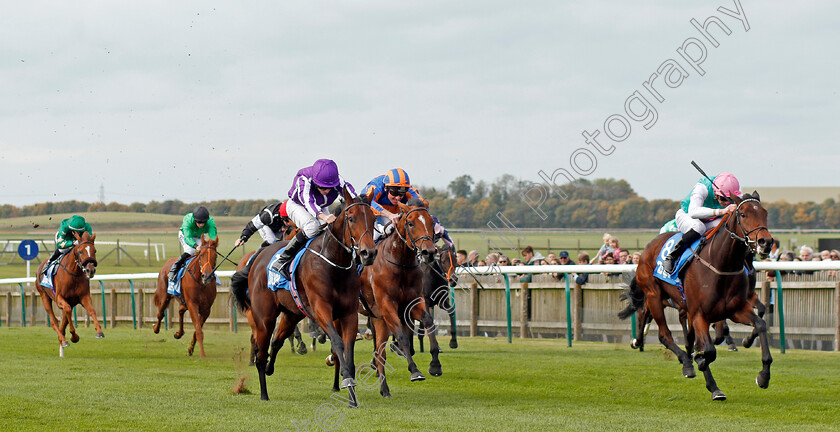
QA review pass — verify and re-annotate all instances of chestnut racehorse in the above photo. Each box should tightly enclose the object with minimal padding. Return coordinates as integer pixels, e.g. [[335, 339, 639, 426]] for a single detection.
[[619, 192, 773, 400], [359, 201, 441, 398], [36, 231, 104, 355], [153, 234, 218, 357], [231, 189, 376, 404]]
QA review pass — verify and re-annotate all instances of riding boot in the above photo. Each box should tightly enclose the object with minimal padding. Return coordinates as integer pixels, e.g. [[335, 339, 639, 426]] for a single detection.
[[663, 229, 701, 275], [271, 231, 309, 280], [169, 252, 191, 282], [42, 249, 62, 276]]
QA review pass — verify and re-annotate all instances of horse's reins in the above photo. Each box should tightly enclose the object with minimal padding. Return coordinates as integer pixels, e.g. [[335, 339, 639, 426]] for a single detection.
[[186, 244, 217, 285], [693, 198, 768, 276], [57, 241, 97, 278], [386, 208, 434, 268], [307, 201, 374, 270]]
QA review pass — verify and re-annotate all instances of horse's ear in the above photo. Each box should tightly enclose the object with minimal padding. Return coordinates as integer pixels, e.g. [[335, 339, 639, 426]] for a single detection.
[[752, 190, 760, 202], [342, 186, 356, 204], [73, 231, 82, 241], [730, 194, 743, 204], [91, 233, 96, 242], [200, 233, 208, 243], [397, 202, 410, 213]]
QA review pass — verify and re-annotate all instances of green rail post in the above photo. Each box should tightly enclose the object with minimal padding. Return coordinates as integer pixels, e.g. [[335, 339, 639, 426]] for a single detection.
[[19, 283, 26, 328], [164, 309, 168, 330], [232, 304, 237, 333], [448, 285, 456, 339], [774, 270, 785, 354], [503, 274, 512, 343], [129, 279, 137, 330], [73, 307, 77, 327], [99, 280, 106, 328], [631, 311, 637, 341], [564, 274, 572, 347]]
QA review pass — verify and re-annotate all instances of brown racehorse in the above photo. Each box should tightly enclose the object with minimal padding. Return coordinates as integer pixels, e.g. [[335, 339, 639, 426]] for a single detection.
[[359, 200, 441, 398], [416, 243, 459, 353], [152, 234, 218, 357], [630, 302, 739, 353], [36, 231, 104, 355], [619, 192, 773, 400], [230, 189, 377, 404]]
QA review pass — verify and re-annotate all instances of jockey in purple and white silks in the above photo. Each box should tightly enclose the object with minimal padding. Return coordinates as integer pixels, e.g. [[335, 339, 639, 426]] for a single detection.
[[662, 172, 741, 275], [272, 159, 356, 279]]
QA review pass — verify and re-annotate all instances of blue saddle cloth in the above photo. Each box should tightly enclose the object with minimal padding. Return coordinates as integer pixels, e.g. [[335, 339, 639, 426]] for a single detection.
[[653, 233, 701, 289], [266, 237, 316, 292], [167, 257, 221, 299], [39, 258, 64, 294]]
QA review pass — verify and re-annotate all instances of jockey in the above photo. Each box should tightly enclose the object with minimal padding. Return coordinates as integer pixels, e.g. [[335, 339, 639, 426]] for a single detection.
[[43, 215, 92, 276], [235, 201, 293, 249], [169, 206, 218, 281], [363, 168, 454, 247], [662, 172, 741, 275], [272, 158, 355, 280]]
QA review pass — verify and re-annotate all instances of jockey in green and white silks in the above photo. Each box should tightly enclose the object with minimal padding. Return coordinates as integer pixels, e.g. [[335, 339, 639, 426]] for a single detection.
[[169, 206, 218, 281], [43, 215, 93, 275], [662, 172, 741, 275]]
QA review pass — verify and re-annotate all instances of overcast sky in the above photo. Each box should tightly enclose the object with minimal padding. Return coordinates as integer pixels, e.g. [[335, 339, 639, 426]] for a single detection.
[[1, 0, 836, 207]]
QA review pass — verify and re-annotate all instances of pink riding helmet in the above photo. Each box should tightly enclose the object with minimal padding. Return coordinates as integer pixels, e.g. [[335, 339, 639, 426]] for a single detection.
[[712, 172, 742, 198]]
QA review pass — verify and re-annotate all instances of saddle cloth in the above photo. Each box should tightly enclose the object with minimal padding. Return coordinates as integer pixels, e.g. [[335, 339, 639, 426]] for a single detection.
[[39, 254, 67, 293], [653, 233, 701, 288], [267, 237, 317, 318], [167, 257, 221, 298]]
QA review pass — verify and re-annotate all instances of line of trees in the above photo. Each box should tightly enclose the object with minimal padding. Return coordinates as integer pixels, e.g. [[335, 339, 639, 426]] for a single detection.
[[2, 175, 840, 229]]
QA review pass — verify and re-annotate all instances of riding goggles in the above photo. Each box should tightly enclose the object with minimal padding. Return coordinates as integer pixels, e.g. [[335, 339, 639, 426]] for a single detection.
[[387, 186, 408, 196]]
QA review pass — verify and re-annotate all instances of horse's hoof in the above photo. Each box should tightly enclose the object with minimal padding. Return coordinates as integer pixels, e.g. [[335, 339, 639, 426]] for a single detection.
[[639, 346, 645, 352], [70, 334, 80, 343], [95, 332, 105, 339], [410, 371, 426, 382], [187, 347, 194, 356], [60, 340, 70, 348], [630, 339, 639, 350], [340, 378, 356, 389], [728, 345, 738, 352], [683, 366, 696, 379], [743, 338, 754, 349], [265, 365, 274, 376], [428, 365, 442, 377], [757, 372, 770, 389], [153, 326, 160, 334], [297, 345, 308, 355], [326, 354, 335, 367], [318, 334, 327, 344], [174, 332, 184, 339], [711, 390, 727, 401], [449, 339, 458, 349]]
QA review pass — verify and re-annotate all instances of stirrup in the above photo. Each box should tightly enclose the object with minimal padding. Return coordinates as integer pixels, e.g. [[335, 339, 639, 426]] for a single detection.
[[168, 267, 178, 281]]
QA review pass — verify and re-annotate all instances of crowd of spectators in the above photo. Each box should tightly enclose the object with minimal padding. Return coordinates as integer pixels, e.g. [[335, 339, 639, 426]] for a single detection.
[[453, 233, 840, 285]]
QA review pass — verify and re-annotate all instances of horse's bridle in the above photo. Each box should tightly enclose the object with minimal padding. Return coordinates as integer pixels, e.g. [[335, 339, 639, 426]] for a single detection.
[[723, 198, 770, 254], [186, 243, 216, 285], [312, 201, 374, 270], [57, 240, 97, 278], [392, 207, 435, 254]]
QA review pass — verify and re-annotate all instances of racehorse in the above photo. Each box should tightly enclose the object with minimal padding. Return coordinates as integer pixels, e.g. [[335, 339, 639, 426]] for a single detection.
[[359, 200, 441, 398], [630, 303, 739, 353], [619, 192, 773, 400], [230, 189, 376, 404], [416, 243, 459, 352], [35, 231, 104, 355], [152, 234, 218, 357]]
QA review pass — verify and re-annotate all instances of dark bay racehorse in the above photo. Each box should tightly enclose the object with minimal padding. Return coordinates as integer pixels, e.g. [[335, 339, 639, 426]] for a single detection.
[[231, 189, 376, 405], [630, 302, 739, 353], [153, 234, 218, 357], [619, 192, 773, 400], [359, 201, 441, 398], [417, 243, 459, 352], [36, 231, 104, 355]]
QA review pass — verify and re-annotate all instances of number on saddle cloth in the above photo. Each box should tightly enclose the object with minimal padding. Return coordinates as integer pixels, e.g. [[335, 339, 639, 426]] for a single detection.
[[653, 233, 702, 289]]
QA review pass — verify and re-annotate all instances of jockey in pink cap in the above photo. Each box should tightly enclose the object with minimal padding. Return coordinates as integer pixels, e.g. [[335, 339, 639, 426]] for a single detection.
[[662, 172, 742, 275]]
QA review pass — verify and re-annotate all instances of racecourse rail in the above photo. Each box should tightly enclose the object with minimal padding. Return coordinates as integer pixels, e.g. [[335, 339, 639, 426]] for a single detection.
[[1, 262, 839, 353]]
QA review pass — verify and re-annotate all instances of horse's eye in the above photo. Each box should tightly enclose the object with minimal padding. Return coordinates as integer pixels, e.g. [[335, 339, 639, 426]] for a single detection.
[[740, 213, 746, 218], [348, 216, 355, 223], [408, 221, 414, 228]]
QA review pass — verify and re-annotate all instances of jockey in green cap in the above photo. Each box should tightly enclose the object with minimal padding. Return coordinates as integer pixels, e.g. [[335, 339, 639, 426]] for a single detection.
[[43, 215, 93, 276], [169, 206, 218, 281]]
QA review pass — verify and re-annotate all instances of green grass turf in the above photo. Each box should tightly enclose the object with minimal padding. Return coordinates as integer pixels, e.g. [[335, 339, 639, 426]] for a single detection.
[[1, 327, 838, 431]]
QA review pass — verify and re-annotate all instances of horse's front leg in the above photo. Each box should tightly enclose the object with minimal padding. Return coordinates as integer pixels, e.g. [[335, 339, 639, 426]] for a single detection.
[[338, 313, 359, 407], [266, 313, 301, 376], [153, 293, 172, 334], [411, 300, 442, 377], [312, 304, 356, 395], [66, 306, 80, 343], [184, 300, 204, 357], [731, 306, 772, 389], [39, 289, 66, 347], [56, 296, 77, 344], [79, 294, 105, 338], [691, 313, 725, 400]]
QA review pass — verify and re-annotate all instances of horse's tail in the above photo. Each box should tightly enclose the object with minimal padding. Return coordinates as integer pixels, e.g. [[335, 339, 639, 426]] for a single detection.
[[230, 271, 251, 312], [617, 270, 645, 320]]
